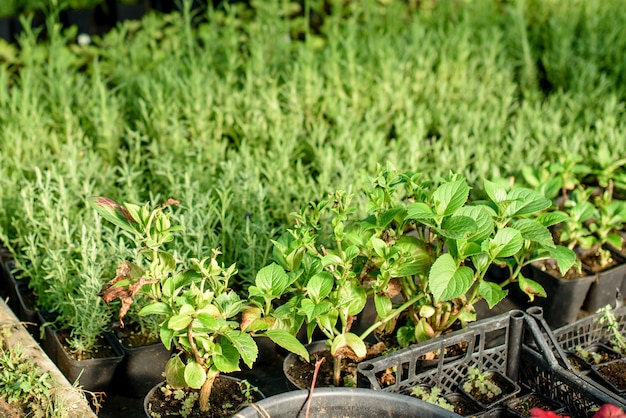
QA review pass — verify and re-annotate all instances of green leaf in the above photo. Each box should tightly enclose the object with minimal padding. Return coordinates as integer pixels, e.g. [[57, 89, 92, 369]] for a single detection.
[[168, 314, 193, 331], [321, 254, 343, 268], [511, 219, 554, 247], [226, 331, 258, 369], [160, 323, 174, 350], [378, 208, 406, 228], [518, 275, 546, 302], [455, 205, 495, 243], [139, 302, 172, 317], [255, 263, 290, 295], [546, 246, 577, 276], [184, 361, 207, 389], [197, 312, 218, 329], [344, 332, 367, 359], [433, 179, 470, 216], [428, 254, 474, 302], [483, 179, 508, 203], [213, 339, 241, 373], [505, 188, 552, 217], [344, 245, 360, 262], [164, 355, 186, 388], [306, 272, 334, 302], [264, 330, 309, 361], [374, 294, 393, 318], [407, 202, 436, 220], [536, 211, 569, 227], [299, 299, 332, 322], [439, 215, 478, 240], [607, 233, 623, 249], [478, 281, 507, 308], [488, 228, 523, 258]]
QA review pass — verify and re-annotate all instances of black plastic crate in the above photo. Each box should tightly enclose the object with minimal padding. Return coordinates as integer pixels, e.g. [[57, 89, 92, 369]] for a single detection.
[[551, 303, 626, 352], [534, 303, 626, 404], [358, 310, 625, 417]]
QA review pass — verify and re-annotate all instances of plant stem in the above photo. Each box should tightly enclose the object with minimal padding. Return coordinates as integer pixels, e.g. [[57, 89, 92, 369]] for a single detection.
[[199, 372, 217, 412], [358, 293, 423, 341]]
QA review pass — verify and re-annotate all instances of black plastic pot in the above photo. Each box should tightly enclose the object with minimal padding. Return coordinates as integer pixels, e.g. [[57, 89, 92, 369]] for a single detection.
[[582, 253, 626, 312], [14, 282, 43, 339], [506, 392, 567, 417], [63, 8, 95, 35], [114, 0, 147, 23], [459, 369, 520, 410], [529, 261, 596, 329], [112, 339, 170, 397], [593, 358, 626, 395], [234, 388, 461, 418], [0, 17, 11, 42], [284, 340, 327, 390], [50, 329, 124, 392]]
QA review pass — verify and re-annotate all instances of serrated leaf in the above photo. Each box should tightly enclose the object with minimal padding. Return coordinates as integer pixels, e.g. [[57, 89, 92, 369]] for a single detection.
[[306, 272, 334, 302], [478, 281, 507, 308], [433, 179, 469, 216], [226, 331, 258, 369], [407, 202, 436, 220], [455, 205, 495, 243], [255, 263, 290, 295], [184, 361, 207, 389], [197, 312, 218, 328], [511, 219, 554, 247], [378, 208, 406, 228], [484, 179, 508, 203], [299, 299, 332, 322], [505, 188, 552, 217], [607, 233, 623, 249], [546, 246, 577, 276], [371, 237, 388, 258], [439, 215, 478, 240], [213, 339, 241, 373], [489, 228, 523, 258], [264, 330, 309, 361], [428, 254, 474, 302], [536, 211, 569, 227], [344, 245, 360, 262]]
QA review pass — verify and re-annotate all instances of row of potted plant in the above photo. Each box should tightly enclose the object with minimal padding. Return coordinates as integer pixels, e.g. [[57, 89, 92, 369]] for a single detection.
[[2, 157, 624, 415], [85, 164, 586, 415]]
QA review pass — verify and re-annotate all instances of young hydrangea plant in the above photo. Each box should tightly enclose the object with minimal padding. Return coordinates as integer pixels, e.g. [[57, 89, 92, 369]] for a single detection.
[[89, 197, 308, 412]]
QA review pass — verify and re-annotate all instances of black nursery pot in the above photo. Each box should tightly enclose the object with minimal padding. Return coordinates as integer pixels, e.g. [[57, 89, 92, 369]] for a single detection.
[[582, 252, 626, 312], [529, 262, 596, 329], [50, 329, 125, 392], [593, 358, 626, 395], [112, 340, 171, 397], [234, 388, 461, 418], [459, 370, 520, 410]]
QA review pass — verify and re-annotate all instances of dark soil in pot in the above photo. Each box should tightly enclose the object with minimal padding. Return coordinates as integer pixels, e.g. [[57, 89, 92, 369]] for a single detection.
[[459, 370, 520, 408], [57, 329, 119, 360], [507, 393, 565, 417], [445, 392, 482, 416], [144, 377, 263, 418], [284, 340, 386, 389], [594, 359, 626, 393]]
